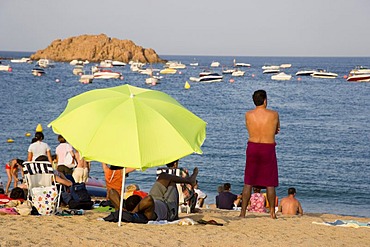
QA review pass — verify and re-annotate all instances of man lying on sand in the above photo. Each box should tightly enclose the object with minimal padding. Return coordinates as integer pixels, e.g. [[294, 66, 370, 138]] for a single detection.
[[104, 167, 199, 223]]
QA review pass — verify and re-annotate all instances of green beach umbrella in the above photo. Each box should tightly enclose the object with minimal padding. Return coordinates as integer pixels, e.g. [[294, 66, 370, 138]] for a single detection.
[[48, 84, 206, 169]]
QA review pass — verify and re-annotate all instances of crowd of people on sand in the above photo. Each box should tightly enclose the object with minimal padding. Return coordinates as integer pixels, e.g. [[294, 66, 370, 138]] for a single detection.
[[1, 89, 304, 222]]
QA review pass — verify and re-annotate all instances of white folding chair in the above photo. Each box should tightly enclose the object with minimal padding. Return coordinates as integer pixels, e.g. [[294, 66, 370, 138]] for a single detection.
[[22, 161, 61, 215]]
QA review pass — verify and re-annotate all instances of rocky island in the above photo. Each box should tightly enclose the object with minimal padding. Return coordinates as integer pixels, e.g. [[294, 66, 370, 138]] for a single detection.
[[30, 34, 165, 63]]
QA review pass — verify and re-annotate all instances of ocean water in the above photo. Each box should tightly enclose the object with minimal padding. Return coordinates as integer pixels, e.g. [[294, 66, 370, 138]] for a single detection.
[[1, 52, 369, 218]]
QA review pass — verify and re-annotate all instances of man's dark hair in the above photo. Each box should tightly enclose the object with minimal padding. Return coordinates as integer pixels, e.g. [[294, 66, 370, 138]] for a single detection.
[[34, 132, 44, 141], [10, 187, 26, 200], [125, 195, 142, 211], [288, 187, 296, 195], [223, 183, 231, 191], [252, 90, 267, 106], [166, 159, 179, 168]]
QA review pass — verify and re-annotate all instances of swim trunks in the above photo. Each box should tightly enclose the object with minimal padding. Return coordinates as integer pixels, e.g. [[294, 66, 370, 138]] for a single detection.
[[244, 142, 278, 187], [149, 181, 179, 221]]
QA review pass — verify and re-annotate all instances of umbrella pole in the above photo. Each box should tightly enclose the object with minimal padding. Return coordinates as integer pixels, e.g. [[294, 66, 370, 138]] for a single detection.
[[118, 167, 126, 227]]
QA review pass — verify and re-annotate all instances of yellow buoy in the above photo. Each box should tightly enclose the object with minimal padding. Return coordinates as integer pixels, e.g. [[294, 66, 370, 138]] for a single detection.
[[184, 81, 191, 89], [36, 123, 43, 132], [25, 132, 31, 137], [7, 138, 14, 143]]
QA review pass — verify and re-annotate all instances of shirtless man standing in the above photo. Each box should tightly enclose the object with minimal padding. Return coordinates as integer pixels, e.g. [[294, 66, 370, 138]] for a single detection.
[[278, 187, 303, 215], [239, 90, 280, 219]]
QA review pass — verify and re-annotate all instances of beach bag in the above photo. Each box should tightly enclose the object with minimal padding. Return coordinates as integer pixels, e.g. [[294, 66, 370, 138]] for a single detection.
[[31, 186, 58, 215]]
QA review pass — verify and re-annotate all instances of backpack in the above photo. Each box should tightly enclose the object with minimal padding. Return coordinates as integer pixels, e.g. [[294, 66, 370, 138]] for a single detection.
[[70, 183, 91, 202]]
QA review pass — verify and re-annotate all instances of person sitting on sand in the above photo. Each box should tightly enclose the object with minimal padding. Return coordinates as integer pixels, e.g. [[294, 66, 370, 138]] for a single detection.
[[128, 167, 199, 222], [102, 163, 135, 209], [247, 187, 266, 213], [194, 180, 207, 208], [278, 187, 303, 216], [216, 183, 242, 210]]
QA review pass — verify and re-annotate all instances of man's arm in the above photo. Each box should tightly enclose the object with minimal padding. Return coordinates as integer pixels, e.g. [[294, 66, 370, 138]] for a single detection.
[[297, 201, 303, 216], [275, 113, 280, 134], [277, 199, 283, 213]]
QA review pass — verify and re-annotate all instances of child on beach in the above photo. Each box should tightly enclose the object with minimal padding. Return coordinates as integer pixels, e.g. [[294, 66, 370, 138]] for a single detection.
[[4, 159, 24, 194], [247, 187, 266, 213]]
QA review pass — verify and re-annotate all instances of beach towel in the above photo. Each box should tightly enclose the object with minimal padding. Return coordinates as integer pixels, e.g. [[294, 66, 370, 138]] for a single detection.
[[244, 142, 278, 187], [312, 220, 370, 228]]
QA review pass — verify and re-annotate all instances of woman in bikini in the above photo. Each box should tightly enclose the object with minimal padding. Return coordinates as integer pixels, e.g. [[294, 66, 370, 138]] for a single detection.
[[5, 159, 24, 194]]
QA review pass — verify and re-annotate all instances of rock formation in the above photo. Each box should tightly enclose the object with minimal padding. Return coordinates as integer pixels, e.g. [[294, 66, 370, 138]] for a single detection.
[[30, 34, 165, 63]]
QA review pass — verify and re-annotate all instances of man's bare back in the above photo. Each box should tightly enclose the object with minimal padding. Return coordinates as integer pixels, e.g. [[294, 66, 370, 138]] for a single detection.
[[278, 196, 303, 216], [246, 106, 280, 144]]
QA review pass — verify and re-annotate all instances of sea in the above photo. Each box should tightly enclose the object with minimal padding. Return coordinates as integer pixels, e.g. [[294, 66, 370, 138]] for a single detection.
[[0, 51, 369, 218]]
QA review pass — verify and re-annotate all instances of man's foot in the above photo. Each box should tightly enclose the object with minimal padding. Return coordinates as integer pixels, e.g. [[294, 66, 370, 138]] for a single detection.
[[189, 167, 198, 187], [270, 212, 277, 219]]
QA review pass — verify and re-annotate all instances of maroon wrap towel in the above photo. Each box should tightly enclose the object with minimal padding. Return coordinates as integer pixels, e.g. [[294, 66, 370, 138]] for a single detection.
[[244, 142, 278, 187]]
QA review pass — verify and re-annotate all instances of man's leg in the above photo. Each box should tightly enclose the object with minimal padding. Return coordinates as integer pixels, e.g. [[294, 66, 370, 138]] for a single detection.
[[266, 186, 277, 219], [131, 195, 156, 220], [239, 184, 252, 217]]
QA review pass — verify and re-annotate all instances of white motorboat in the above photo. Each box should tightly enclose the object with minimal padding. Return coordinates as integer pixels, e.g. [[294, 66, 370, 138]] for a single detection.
[[130, 61, 145, 72], [233, 59, 251, 67], [295, 70, 316, 76], [145, 77, 158, 85], [232, 70, 245, 77], [165, 61, 186, 69], [139, 68, 160, 75], [190, 62, 199, 66], [37, 59, 55, 68], [222, 68, 236, 74], [262, 65, 279, 70], [72, 65, 84, 75], [99, 60, 113, 68], [210, 61, 220, 67], [263, 69, 280, 74], [311, 69, 338, 79], [70, 60, 84, 66], [79, 74, 94, 84], [93, 69, 122, 79], [280, 64, 292, 69], [271, 72, 292, 81], [0, 65, 11, 71], [349, 66, 370, 75], [190, 73, 223, 83], [112, 61, 126, 66], [346, 73, 370, 82], [32, 67, 45, 76], [11, 57, 31, 63]]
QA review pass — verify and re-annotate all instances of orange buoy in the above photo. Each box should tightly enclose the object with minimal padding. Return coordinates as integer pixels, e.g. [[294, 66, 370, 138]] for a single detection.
[[343, 75, 348, 79], [229, 78, 235, 83]]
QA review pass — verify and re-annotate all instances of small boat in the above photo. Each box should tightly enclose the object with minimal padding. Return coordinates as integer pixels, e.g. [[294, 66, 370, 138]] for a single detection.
[[262, 65, 279, 70], [160, 68, 177, 74], [145, 77, 158, 85], [165, 61, 186, 69], [32, 68, 45, 76], [190, 73, 223, 83], [210, 61, 220, 67], [37, 59, 55, 68], [280, 64, 292, 69], [233, 59, 251, 67], [93, 69, 122, 79], [222, 68, 236, 74], [349, 66, 370, 75], [111, 61, 126, 66], [79, 74, 94, 84], [130, 61, 145, 72], [231, 70, 245, 77], [263, 69, 280, 74], [271, 72, 292, 81], [70, 60, 84, 66], [346, 73, 370, 82], [295, 70, 316, 76], [0, 65, 11, 71], [72, 65, 84, 75], [311, 69, 338, 79], [11, 57, 31, 63], [99, 60, 113, 68]]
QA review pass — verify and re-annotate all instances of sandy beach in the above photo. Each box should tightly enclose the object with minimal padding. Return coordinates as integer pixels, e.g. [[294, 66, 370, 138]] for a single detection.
[[1, 205, 369, 247]]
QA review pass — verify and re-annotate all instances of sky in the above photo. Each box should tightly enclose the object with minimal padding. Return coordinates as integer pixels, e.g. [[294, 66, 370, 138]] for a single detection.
[[1, 0, 370, 57]]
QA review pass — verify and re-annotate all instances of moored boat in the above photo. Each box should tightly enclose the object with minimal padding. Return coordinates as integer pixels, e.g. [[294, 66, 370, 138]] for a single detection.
[[271, 72, 292, 81], [346, 73, 370, 82], [349, 66, 370, 75], [311, 69, 338, 79], [190, 73, 223, 83], [295, 70, 316, 76], [93, 69, 122, 79], [231, 70, 245, 77], [32, 67, 45, 76]]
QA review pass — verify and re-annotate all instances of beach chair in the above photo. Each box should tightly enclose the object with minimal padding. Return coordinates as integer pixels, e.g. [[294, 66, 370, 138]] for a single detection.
[[156, 167, 197, 214], [22, 161, 61, 215]]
